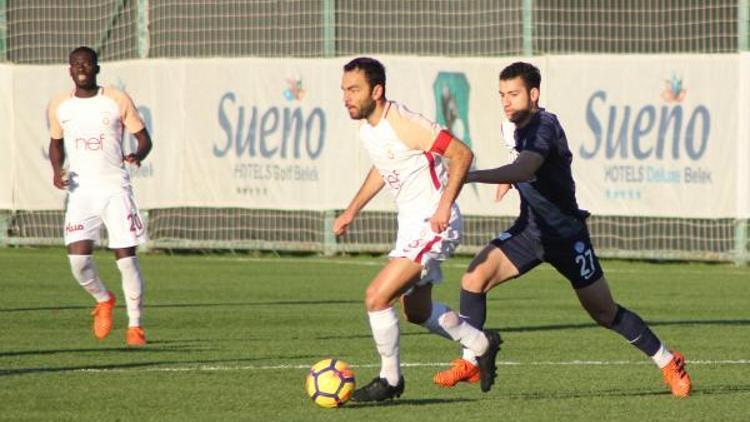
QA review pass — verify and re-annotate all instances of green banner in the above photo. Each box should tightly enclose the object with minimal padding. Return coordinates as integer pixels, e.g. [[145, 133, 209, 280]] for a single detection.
[[433, 72, 472, 148], [740, 0, 749, 51], [433, 71, 479, 197], [0, 0, 7, 61]]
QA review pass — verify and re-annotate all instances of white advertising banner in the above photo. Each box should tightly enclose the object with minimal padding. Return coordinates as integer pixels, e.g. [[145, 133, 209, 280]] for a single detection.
[[5, 55, 746, 218], [10, 61, 186, 210], [101, 59, 187, 209], [8, 57, 519, 214], [0, 66, 13, 210], [740, 53, 750, 219], [180, 58, 358, 210], [11, 64, 69, 210], [545, 55, 739, 218]]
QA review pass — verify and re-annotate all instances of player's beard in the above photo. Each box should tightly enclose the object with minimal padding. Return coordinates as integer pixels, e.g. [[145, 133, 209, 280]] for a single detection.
[[508, 108, 531, 125], [354, 98, 376, 120], [507, 98, 537, 125]]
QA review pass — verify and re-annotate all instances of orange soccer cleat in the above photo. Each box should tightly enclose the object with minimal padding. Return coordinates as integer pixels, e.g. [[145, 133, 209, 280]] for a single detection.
[[433, 359, 480, 387], [126, 326, 147, 346], [662, 351, 692, 398], [91, 293, 115, 340]]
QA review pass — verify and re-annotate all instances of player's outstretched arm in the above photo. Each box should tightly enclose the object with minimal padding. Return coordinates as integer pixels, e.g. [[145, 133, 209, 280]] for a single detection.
[[124, 129, 153, 167], [49, 138, 68, 189], [333, 166, 385, 236], [467, 150, 543, 185], [431, 137, 473, 233]]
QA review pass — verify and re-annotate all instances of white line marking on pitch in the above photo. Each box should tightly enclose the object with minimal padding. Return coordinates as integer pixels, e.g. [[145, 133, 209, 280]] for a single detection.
[[71, 359, 750, 373], [203, 256, 749, 276]]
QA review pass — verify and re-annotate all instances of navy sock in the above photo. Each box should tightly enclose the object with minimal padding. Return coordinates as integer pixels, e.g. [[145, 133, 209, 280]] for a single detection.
[[459, 289, 487, 330], [610, 305, 662, 357]]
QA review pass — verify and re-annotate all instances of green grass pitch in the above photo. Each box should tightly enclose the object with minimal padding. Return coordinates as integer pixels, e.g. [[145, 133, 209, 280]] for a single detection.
[[1, 247, 748, 421]]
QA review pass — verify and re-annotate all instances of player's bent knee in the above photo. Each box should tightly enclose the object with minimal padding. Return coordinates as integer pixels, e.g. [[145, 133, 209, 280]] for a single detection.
[[461, 272, 487, 293], [364, 290, 389, 312]]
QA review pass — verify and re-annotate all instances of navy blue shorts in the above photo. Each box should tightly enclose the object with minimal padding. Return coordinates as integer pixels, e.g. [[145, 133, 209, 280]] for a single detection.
[[490, 222, 604, 289]]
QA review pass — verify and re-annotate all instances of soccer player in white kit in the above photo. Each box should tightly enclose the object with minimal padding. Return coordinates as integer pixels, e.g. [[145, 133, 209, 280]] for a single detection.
[[48, 46, 152, 346], [336, 57, 502, 402]]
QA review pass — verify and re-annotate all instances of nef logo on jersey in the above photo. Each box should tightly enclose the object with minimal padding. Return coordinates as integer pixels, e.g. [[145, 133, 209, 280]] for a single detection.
[[65, 223, 84, 233], [75, 134, 105, 151]]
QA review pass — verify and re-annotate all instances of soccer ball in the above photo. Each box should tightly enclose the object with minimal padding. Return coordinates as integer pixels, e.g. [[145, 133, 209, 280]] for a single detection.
[[304, 358, 356, 408]]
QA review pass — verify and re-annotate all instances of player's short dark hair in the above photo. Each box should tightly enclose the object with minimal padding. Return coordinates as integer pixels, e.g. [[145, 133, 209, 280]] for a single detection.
[[69, 46, 98, 64], [500, 62, 541, 91], [343, 57, 386, 93]]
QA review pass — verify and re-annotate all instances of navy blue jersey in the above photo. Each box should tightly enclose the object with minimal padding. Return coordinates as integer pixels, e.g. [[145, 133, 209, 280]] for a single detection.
[[512, 108, 587, 239]]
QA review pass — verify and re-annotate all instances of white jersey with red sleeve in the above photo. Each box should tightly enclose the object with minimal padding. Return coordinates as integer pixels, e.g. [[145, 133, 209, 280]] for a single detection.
[[48, 87, 145, 193], [358, 101, 462, 282], [358, 101, 456, 220]]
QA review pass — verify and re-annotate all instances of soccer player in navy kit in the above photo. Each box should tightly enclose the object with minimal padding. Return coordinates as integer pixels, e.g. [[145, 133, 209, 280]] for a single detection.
[[433, 62, 692, 398]]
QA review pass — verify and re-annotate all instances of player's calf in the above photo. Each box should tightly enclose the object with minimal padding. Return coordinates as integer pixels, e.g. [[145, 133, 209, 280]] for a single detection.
[[116, 256, 145, 328], [68, 255, 111, 302]]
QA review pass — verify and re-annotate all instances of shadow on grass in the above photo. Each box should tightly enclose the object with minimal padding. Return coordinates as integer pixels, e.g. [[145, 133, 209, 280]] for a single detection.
[[0, 300, 361, 313], [0, 353, 318, 378], [0, 341, 209, 357], [693, 384, 750, 396], [503, 388, 670, 400], [492, 318, 750, 334], [315, 318, 750, 340], [347, 397, 476, 408], [503, 383, 750, 400]]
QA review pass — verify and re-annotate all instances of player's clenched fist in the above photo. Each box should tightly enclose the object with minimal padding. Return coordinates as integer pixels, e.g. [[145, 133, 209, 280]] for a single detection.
[[53, 169, 69, 190], [333, 211, 354, 236]]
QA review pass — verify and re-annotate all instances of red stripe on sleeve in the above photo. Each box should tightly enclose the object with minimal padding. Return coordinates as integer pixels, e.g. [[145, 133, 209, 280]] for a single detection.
[[423, 152, 441, 190], [429, 130, 453, 156]]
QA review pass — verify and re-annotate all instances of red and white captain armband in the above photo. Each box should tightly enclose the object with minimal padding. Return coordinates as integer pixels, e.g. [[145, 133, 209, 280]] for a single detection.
[[429, 130, 454, 156]]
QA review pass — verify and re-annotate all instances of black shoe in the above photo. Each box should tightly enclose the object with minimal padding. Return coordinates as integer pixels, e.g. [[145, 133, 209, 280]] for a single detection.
[[351, 376, 405, 402], [477, 330, 502, 392]]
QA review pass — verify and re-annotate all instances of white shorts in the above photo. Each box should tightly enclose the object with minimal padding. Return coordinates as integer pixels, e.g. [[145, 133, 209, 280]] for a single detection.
[[388, 206, 462, 287], [64, 189, 147, 249]]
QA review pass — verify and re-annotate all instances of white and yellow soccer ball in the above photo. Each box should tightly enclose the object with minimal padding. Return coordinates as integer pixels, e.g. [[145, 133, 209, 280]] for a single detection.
[[304, 358, 356, 408]]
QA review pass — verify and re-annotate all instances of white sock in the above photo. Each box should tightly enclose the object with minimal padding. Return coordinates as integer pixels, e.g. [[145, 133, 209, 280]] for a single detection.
[[651, 344, 674, 368], [462, 348, 478, 365], [421, 302, 453, 340], [116, 256, 145, 328], [68, 255, 110, 302], [422, 303, 483, 364], [368, 307, 400, 386], [434, 306, 489, 357]]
